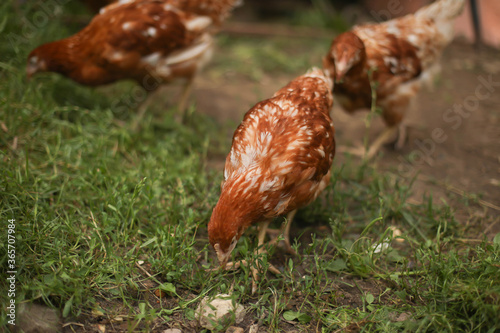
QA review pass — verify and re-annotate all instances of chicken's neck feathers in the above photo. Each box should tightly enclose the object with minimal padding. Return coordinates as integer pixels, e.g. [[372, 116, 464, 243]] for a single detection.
[[208, 189, 260, 251]]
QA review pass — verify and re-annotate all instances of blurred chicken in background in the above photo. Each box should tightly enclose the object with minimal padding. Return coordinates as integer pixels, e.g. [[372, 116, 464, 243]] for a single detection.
[[27, 0, 242, 120], [323, 0, 466, 159]]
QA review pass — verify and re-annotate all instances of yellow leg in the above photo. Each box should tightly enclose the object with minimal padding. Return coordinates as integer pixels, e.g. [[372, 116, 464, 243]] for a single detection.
[[177, 77, 194, 122], [266, 210, 297, 255], [282, 210, 297, 255], [130, 75, 195, 128], [257, 220, 272, 250], [394, 123, 407, 150], [338, 126, 399, 161], [364, 126, 399, 160], [252, 220, 283, 294], [128, 90, 155, 131]]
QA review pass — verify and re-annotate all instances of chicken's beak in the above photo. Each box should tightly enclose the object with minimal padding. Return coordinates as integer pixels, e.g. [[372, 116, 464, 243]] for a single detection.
[[214, 243, 230, 269], [26, 57, 44, 81], [334, 57, 351, 83], [26, 66, 36, 81]]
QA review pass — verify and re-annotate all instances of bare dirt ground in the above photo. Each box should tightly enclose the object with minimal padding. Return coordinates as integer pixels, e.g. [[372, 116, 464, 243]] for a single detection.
[[194, 40, 500, 241]]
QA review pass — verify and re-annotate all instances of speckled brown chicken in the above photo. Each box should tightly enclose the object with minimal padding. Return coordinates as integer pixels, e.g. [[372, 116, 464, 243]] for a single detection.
[[27, 0, 241, 113], [323, 0, 465, 159], [208, 68, 335, 293]]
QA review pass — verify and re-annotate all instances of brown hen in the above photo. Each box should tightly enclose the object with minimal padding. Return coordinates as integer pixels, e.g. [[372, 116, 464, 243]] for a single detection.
[[323, 0, 465, 159], [208, 68, 335, 293], [27, 0, 241, 115]]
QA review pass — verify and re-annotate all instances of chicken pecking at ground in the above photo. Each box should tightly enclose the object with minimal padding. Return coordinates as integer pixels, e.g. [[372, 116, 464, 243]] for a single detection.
[[208, 67, 335, 294], [27, 0, 241, 117], [323, 0, 465, 160]]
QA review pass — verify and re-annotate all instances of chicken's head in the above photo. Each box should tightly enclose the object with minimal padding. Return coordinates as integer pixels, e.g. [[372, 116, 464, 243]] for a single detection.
[[26, 49, 49, 79], [26, 41, 72, 80], [325, 31, 365, 83], [207, 194, 250, 268], [212, 236, 238, 269], [208, 210, 240, 268]]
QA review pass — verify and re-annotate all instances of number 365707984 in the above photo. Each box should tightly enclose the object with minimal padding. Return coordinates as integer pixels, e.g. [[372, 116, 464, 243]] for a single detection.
[[7, 221, 16, 262]]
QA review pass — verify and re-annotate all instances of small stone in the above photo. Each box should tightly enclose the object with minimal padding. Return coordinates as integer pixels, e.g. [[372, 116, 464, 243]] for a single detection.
[[248, 324, 259, 333], [396, 312, 411, 322], [16, 303, 61, 333], [389, 311, 412, 322], [196, 294, 246, 330], [226, 326, 244, 333]]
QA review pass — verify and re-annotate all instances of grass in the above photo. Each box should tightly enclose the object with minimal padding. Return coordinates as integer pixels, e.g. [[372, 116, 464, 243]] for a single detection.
[[1, 0, 500, 332]]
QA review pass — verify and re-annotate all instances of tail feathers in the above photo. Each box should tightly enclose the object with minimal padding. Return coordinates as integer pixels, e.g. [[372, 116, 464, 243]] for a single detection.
[[415, 0, 465, 21], [415, 0, 465, 42]]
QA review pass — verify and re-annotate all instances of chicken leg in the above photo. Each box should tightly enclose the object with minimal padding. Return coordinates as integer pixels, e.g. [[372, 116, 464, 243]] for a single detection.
[[265, 210, 297, 255], [251, 220, 274, 294], [250, 210, 300, 293], [177, 77, 195, 123], [130, 77, 195, 130], [338, 123, 407, 160]]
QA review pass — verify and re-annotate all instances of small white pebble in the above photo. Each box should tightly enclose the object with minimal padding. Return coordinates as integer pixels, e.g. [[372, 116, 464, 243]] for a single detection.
[[196, 294, 245, 330], [373, 242, 390, 253], [226, 326, 244, 333]]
